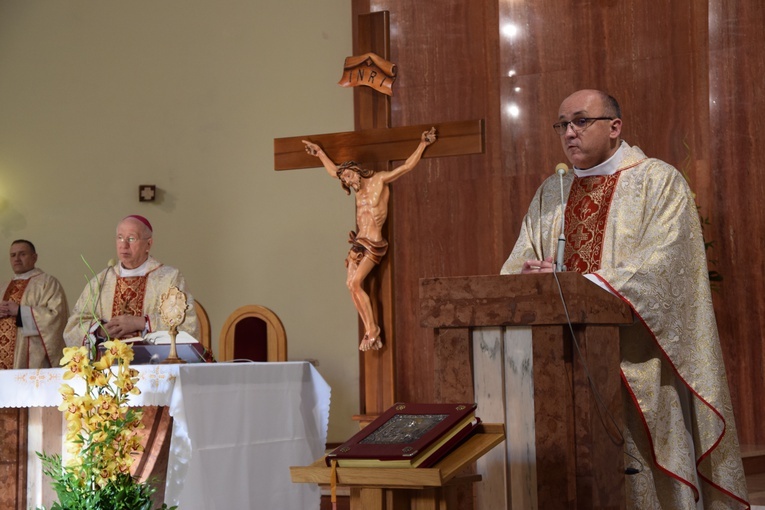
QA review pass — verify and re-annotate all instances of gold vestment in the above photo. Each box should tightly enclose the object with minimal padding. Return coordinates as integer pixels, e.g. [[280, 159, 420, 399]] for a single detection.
[[501, 144, 749, 508], [0, 268, 68, 369], [64, 256, 199, 346]]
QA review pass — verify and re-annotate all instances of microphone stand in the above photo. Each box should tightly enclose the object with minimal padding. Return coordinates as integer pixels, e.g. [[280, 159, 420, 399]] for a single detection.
[[555, 164, 568, 272]]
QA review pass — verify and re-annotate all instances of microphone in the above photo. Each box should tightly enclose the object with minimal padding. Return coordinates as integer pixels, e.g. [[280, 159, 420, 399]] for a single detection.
[[95, 259, 117, 317], [86, 259, 117, 357], [554, 163, 569, 272]]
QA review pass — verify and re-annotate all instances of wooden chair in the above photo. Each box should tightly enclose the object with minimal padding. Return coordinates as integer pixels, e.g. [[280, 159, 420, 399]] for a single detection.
[[218, 305, 287, 362], [193, 299, 212, 354]]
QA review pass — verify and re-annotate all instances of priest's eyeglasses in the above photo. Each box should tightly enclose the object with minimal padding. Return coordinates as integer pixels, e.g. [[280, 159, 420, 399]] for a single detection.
[[553, 117, 613, 136], [116, 235, 141, 244]]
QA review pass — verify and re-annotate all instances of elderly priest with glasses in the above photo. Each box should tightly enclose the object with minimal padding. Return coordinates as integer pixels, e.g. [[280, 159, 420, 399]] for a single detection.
[[64, 215, 199, 347], [500, 89, 749, 508]]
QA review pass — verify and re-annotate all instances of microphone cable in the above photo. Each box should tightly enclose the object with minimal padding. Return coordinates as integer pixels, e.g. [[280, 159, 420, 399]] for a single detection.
[[550, 269, 644, 475]]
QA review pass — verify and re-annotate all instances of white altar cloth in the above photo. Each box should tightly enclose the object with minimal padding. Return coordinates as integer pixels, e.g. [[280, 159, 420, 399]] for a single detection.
[[0, 361, 331, 510]]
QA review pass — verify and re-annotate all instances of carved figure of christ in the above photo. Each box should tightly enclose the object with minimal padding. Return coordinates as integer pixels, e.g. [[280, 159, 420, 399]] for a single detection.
[[274, 120, 483, 351], [302, 128, 437, 351]]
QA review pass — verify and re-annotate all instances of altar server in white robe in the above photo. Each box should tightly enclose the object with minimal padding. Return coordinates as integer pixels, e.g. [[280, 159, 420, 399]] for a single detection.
[[64, 215, 199, 346], [0, 240, 68, 368]]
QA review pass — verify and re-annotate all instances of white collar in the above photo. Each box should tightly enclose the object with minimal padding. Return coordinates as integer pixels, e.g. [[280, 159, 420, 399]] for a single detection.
[[12, 268, 38, 280], [119, 259, 150, 277], [573, 141, 627, 177]]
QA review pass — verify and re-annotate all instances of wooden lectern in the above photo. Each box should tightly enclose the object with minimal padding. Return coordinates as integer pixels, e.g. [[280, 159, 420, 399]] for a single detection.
[[419, 273, 633, 509], [290, 423, 505, 510]]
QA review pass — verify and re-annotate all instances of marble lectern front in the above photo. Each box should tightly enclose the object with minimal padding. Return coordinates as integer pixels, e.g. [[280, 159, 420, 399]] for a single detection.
[[419, 272, 633, 510]]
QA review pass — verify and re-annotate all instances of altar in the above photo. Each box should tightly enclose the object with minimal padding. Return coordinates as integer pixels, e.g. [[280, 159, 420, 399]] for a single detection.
[[0, 361, 331, 509]]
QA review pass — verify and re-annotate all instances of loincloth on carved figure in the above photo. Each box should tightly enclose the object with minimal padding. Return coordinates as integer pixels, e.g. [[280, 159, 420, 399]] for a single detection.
[[346, 231, 389, 266]]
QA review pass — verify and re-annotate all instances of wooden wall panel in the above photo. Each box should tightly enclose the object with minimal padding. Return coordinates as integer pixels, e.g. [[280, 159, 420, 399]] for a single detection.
[[353, 0, 503, 404], [708, 0, 765, 445], [352, 0, 764, 443]]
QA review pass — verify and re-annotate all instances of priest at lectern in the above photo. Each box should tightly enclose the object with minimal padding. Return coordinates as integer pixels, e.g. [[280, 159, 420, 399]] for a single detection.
[[501, 90, 749, 508]]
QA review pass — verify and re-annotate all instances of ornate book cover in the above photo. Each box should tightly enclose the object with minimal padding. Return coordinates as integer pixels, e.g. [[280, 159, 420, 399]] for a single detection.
[[325, 402, 479, 468]]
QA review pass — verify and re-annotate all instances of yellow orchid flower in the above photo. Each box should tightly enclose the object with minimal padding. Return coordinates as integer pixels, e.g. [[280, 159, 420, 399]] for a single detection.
[[60, 345, 89, 366], [43, 327, 162, 505], [102, 340, 135, 363]]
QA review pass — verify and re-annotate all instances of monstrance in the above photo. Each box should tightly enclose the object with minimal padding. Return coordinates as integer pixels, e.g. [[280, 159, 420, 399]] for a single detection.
[[159, 286, 188, 364]]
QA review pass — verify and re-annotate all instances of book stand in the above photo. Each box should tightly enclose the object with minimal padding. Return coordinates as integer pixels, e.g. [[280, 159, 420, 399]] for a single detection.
[[290, 423, 505, 510]]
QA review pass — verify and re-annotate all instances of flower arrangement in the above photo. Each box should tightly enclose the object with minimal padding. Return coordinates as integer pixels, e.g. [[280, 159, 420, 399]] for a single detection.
[[36, 340, 175, 510]]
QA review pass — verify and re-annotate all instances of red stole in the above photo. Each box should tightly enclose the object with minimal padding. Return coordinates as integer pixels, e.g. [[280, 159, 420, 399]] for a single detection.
[[0, 280, 30, 369], [112, 276, 147, 337], [563, 173, 621, 273]]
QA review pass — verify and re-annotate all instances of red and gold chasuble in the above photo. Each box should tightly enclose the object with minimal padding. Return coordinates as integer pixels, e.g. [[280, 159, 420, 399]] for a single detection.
[[111, 276, 147, 338], [0, 280, 30, 369], [563, 173, 621, 273], [502, 144, 750, 507]]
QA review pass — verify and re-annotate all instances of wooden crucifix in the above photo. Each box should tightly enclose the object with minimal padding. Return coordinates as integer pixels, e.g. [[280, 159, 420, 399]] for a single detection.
[[273, 11, 484, 421], [301, 127, 438, 353]]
